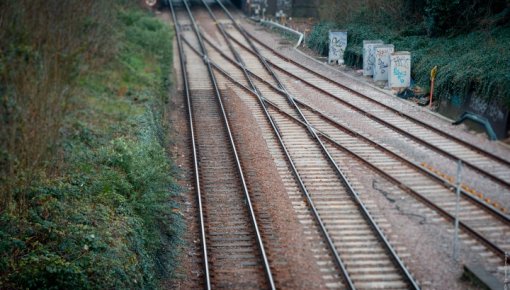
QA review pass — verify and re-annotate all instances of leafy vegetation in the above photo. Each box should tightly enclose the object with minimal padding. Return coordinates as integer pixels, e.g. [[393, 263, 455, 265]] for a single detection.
[[307, 0, 510, 109], [306, 22, 336, 56], [0, 1, 182, 289], [0, 0, 115, 208]]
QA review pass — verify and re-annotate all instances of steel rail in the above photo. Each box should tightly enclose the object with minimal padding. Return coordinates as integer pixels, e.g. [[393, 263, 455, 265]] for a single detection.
[[197, 1, 355, 288], [219, 31, 510, 217], [245, 27, 510, 168], [198, 30, 510, 228], [175, 1, 276, 289], [213, 2, 421, 288], [265, 101, 510, 266], [295, 100, 510, 224], [182, 34, 357, 289], [229, 29, 510, 190], [167, 1, 211, 289], [181, 36, 510, 265]]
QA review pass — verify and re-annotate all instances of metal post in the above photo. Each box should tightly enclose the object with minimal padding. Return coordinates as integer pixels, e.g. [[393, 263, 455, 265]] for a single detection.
[[453, 160, 462, 261], [505, 252, 509, 290]]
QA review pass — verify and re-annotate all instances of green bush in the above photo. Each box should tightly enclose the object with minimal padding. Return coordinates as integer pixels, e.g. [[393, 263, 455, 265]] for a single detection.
[[307, 0, 510, 109], [0, 3, 182, 289], [345, 23, 510, 108], [424, 0, 509, 36], [0, 118, 180, 288], [0, 0, 115, 209], [306, 22, 338, 56], [119, 9, 173, 104], [308, 15, 510, 109]]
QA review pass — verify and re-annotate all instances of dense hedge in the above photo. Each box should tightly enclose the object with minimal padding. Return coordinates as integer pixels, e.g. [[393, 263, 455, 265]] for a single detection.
[[315, 0, 510, 35], [423, 0, 509, 36], [307, 0, 510, 109], [0, 3, 182, 289]]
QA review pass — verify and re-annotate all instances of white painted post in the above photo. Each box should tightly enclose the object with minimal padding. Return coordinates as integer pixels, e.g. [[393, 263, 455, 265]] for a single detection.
[[363, 40, 384, 76], [389, 51, 411, 89], [373, 44, 395, 82], [453, 160, 462, 261], [328, 31, 347, 65]]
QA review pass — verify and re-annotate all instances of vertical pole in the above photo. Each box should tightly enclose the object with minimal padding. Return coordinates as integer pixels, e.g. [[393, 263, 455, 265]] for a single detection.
[[453, 160, 462, 261], [505, 252, 509, 290], [429, 66, 437, 109], [429, 78, 434, 109]]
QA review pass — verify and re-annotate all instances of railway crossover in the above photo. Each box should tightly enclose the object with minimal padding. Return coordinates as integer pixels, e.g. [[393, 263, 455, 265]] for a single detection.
[[169, 0, 510, 288]]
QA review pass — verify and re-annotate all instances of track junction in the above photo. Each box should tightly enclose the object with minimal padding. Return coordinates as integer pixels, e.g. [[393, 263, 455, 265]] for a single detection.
[[167, 1, 510, 288]]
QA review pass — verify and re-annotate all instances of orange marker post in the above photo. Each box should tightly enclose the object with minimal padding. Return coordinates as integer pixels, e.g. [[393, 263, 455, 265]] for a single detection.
[[429, 66, 438, 109]]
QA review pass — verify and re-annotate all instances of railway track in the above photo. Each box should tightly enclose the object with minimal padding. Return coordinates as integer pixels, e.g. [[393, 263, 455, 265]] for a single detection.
[[206, 40, 510, 264], [221, 21, 510, 202], [186, 1, 423, 288], [188, 0, 510, 266], [169, 2, 274, 289], [197, 33, 510, 272], [237, 29, 510, 192], [171, 0, 510, 288]]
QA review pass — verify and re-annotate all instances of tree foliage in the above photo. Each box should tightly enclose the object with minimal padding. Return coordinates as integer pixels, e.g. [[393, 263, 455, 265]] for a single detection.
[[308, 0, 510, 108], [424, 0, 509, 35]]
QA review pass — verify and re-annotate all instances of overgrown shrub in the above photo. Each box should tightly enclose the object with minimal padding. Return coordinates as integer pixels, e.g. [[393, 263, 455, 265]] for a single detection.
[[307, 0, 510, 109], [315, 0, 510, 34], [0, 2, 182, 289], [316, 0, 406, 27], [0, 114, 181, 288], [0, 0, 115, 210], [306, 22, 338, 55], [424, 0, 509, 35]]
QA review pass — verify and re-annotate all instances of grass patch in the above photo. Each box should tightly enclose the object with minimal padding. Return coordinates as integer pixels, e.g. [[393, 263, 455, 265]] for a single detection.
[[0, 4, 182, 289]]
